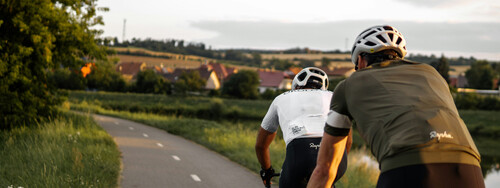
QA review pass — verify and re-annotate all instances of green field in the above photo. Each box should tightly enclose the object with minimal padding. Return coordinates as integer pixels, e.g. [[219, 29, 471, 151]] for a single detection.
[[66, 90, 500, 186], [0, 111, 121, 187]]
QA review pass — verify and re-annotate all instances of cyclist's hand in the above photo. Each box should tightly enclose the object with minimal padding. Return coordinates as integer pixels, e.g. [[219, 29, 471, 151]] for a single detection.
[[260, 166, 275, 188]]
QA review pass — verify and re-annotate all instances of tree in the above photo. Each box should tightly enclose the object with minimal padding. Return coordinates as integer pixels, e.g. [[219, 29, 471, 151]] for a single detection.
[[269, 58, 294, 70], [48, 68, 87, 90], [321, 57, 331, 67], [430, 55, 450, 83], [465, 61, 496, 89], [135, 70, 171, 94], [0, 0, 107, 128], [252, 53, 262, 67], [86, 61, 127, 92], [174, 71, 206, 94], [222, 70, 260, 99], [224, 50, 246, 61]]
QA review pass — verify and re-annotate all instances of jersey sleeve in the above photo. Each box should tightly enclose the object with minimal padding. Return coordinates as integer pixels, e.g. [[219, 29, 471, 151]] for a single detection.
[[324, 110, 352, 136], [330, 80, 350, 116], [261, 99, 280, 132], [324, 80, 352, 136]]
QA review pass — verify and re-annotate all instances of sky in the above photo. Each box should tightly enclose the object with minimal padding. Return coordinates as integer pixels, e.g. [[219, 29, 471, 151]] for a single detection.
[[95, 0, 500, 61]]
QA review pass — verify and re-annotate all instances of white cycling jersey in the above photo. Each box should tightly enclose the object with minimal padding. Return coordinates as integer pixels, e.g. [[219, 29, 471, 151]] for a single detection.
[[261, 89, 333, 146]]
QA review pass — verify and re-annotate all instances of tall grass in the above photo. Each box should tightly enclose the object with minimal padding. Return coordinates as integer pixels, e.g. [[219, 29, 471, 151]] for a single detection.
[[70, 100, 380, 187], [0, 112, 120, 187]]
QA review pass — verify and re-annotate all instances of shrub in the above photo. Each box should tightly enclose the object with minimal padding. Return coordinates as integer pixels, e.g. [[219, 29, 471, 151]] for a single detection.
[[454, 93, 500, 111]]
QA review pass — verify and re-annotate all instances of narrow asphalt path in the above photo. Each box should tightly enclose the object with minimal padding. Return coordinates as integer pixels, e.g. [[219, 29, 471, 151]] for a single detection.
[[93, 114, 267, 188]]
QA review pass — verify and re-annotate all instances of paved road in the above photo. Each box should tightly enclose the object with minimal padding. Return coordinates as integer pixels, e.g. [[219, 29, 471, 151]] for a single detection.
[[93, 114, 268, 188]]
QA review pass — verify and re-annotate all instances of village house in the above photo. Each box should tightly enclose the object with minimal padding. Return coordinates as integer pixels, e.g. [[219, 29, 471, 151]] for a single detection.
[[207, 62, 237, 84], [319, 66, 355, 79], [258, 69, 292, 93], [163, 65, 221, 90], [116, 62, 146, 81], [449, 73, 469, 88]]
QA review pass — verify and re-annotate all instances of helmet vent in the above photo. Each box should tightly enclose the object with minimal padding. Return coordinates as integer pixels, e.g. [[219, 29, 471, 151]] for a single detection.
[[388, 33, 394, 41], [396, 37, 402, 45], [376, 35, 387, 43], [363, 31, 377, 39], [383, 26, 393, 31], [310, 69, 325, 76], [298, 72, 307, 81], [365, 41, 376, 46], [359, 28, 372, 37]]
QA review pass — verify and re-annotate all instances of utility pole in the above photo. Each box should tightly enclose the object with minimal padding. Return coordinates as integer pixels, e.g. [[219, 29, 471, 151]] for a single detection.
[[122, 19, 126, 42]]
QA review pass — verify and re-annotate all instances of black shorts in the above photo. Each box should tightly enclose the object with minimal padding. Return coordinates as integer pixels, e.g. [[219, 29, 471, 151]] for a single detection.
[[279, 137, 348, 188], [377, 163, 485, 188]]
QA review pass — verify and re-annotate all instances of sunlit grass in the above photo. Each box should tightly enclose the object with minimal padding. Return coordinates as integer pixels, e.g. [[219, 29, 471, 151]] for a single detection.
[[0, 112, 121, 187], [337, 147, 380, 188]]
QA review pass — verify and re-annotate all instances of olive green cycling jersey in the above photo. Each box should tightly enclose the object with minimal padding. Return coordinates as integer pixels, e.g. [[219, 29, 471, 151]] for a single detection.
[[328, 60, 481, 172]]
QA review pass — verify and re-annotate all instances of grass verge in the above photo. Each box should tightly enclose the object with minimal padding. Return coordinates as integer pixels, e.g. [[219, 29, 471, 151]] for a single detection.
[[0, 111, 121, 187]]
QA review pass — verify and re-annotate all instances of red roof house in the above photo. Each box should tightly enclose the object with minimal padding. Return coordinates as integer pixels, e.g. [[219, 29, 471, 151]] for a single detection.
[[258, 70, 292, 93], [116, 62, 146, 81]]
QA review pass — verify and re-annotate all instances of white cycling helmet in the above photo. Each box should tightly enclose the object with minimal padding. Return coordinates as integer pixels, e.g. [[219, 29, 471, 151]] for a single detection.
[[351, 25, 407, 67], [292, 67, 329, 90]]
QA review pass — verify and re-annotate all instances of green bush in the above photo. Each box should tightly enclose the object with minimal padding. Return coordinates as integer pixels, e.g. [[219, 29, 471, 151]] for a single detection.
[[134, 69, 171, 94], [222, 70, 260, 99], [261, 89, 276, 100], [454, 93, 500, 111]]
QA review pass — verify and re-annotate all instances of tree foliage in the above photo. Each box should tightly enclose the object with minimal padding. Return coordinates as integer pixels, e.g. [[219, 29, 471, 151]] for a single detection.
[[222, 70, 260, 99], [321, 57, 331, 67], [268, 58, 294, 70], [174, 71, 206, 94], [135, 69, 171, 94], [0, 0, 107, 128], [115, 38, 216, 58], [430, 55, 450, 83], [465, 61, 496, 89], [86, 61, 127, 92], [48, 69, 87, 90]]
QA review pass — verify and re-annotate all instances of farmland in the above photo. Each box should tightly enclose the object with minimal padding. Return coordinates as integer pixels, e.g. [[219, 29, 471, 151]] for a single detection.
[[261, 53, 351, 61], [110, 54, 203, 69]]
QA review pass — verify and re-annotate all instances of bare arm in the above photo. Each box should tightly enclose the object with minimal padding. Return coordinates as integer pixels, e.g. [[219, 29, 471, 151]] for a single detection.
[[255, 127, 277, 170], [346, 129, 353, 154], [307, 132, 348, 188]]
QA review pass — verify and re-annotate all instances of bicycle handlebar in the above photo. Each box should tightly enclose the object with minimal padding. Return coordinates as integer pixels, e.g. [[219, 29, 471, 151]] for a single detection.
[[264, 173, 281, 188]]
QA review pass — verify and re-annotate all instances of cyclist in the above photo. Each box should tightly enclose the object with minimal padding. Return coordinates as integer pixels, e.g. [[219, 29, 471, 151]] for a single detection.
[[308, 25, 485, 188], [255, 67, 351, 188]]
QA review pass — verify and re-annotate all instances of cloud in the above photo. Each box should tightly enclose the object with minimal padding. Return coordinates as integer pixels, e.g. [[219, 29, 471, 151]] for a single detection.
[[191, 20, 500, 55], [398, 0, 472, 8]]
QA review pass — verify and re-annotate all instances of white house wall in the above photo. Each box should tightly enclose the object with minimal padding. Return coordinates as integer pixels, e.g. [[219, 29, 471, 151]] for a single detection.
[[205, 72, 221, 90]]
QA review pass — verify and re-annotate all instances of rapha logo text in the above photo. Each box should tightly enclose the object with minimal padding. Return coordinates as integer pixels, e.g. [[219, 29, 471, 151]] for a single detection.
[[430, 131, 453, 140]]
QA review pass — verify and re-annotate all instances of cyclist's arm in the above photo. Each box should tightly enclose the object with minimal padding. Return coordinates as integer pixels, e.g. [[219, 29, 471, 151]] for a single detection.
[[308, 133, 348, 188], [255, 128, 277, 169], [257, 98, 279, 169], [308, 110, 352, 188], [346, 128, 353, 154]]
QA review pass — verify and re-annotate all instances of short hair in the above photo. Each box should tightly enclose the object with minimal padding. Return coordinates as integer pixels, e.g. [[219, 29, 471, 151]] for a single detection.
[[362, 49, 402, 67]]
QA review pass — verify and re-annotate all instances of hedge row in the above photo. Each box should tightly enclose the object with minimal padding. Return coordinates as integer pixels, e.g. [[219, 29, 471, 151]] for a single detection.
[[454, 93, 500, 111]]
